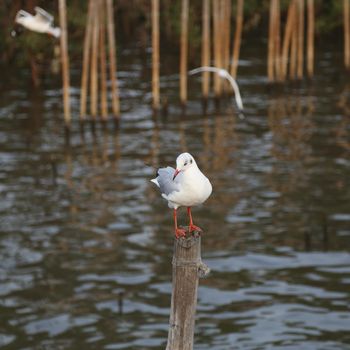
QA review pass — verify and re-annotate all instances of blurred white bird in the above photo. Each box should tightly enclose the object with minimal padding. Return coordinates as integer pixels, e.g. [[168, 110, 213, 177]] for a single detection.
[[189, 66, 244, 117], [14, 7, 60, 38], [151, 153, 212, 238]]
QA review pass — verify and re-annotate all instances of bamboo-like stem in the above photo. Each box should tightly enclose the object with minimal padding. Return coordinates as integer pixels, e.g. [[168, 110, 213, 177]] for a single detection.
[[281, 0, 296, 80], [268, 0, 276, 82], [212, 0, 222, 95], [297, 0, 304, 79], [201, 0, 211, 98], [106, 0, 120, 119], [307, 0, 314, 77], [180, 0, 189, 105], [223, 0, 231, 73], [90, 1, 99, 119], [99, 0, 108, 120], [344, 0, 350, 69], [80, 0, 93, 120], [290, 0, 298, 79], [152, 0, 160, 110], [58, 0, 71, 127], [274, 0, 281, 81], [231, 0, 244, 78]]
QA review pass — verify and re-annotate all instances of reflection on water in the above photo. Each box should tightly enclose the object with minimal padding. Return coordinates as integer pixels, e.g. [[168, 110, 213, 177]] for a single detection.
[[0, 42, 350, 350]]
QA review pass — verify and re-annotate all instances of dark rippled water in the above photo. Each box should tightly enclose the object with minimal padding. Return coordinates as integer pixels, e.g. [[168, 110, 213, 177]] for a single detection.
[[1, 38, 350, 350]]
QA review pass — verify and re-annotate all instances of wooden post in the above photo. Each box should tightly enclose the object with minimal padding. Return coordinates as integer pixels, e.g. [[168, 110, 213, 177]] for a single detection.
[[99, 0, 108, 121], [344, 0, 350, 69], [152, 0, 160, 110], [230, 0, 244, 79], [201, 0, 211, 98], [166, 231, 210, 350], [58, 0, 71, 128], [80, 0, 93, 120], [90, 1, 99, 119], [106, 0, 121, 120], [180, 0, 189, 106], [307, 0, 314, 77]]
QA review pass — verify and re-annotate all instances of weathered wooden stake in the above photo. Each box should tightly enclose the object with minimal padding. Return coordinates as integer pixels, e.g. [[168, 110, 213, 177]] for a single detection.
[[152, 0, 160, 110], [344, 0, 350, 69], [180, 0, 189, 106], [106, 0, 121, 120], [201, 0, 211, 98], [231, 0, 244, 79], [166, 231, 209, 350], [80, 0, 93, 120], [307, 0, 314, 77], [58, 0, 71, 128]]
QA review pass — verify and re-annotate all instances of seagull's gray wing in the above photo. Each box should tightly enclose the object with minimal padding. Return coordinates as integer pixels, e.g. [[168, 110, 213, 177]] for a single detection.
[[151, 166, 180, 196], [34, 7, 54, 24]]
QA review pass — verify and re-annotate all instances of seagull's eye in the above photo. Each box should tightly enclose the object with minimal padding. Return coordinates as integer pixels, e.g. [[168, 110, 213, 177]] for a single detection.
[[190, 159, 193, 164], [184, 162, 188, 166]]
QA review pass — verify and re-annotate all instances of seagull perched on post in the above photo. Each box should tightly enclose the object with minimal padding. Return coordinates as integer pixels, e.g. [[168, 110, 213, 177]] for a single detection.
[[13, 7, 61, 38], [151, 153, 212, 238]]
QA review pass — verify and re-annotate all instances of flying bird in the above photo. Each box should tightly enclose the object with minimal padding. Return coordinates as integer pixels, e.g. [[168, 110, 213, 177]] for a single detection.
[[151, 153, 212, 239], [14, 7, 61, 38], [189, 66, 244, 118]]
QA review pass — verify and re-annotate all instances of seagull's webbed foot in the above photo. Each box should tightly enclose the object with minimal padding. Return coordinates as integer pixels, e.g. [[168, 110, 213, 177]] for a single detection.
[[189, 224, 202, 233], [175, 228, 187, 239]]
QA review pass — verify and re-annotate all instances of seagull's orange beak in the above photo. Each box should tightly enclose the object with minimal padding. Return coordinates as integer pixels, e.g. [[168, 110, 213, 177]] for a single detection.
[[173, 169, 180, 180]]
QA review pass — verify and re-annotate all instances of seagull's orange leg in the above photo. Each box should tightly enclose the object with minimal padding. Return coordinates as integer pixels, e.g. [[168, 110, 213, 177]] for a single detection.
[[174, 209, 186, 238], [187, 207, 202, 233]]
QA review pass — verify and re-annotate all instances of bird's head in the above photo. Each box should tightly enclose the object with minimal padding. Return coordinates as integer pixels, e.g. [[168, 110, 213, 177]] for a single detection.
[[173, 152, 196, 180]]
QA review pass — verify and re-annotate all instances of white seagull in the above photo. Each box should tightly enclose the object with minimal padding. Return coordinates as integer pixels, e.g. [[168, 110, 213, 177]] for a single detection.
[[14, 7, 61, 38], [189, 66, 244, 117], [151, 152, 212, 238]]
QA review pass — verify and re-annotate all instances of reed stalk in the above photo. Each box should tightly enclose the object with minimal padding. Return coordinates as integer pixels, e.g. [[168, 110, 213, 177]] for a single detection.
[[80, 0, 93, 120], [297, 0, 304, 79], [90, 1, 99, 119], [281, 0, 296, 80], [307, 0, 314, 77], [106, 0, 120, 119], [344, 0, 350, 69], [58, 0, 71, 128], [268, 0, 276, 82], [201, 0, 211, 98], [180, 0, 189, 105], [212, 0, 222, 95], [152, 0, 160, 110], [290, 0, 298, 79], [274, 0, 281, 81], [99, 0, 108, 120], [231, 0, 244, 79]]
